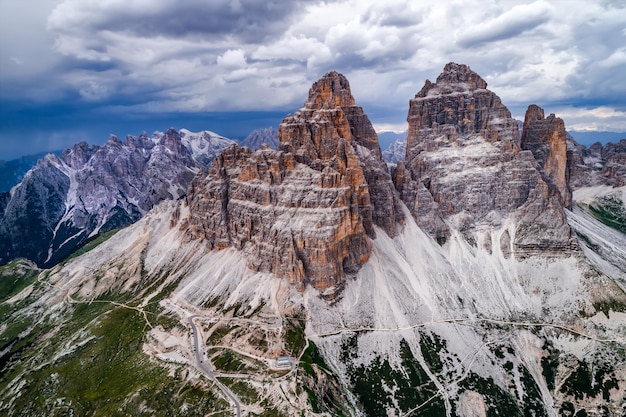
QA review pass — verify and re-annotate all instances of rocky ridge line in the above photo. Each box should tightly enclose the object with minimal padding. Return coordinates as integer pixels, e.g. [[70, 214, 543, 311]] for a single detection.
[[0, 129, 233, 267]]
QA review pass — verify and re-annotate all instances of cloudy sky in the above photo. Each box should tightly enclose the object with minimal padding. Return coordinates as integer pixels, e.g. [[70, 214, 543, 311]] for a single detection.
[[1, 0, 626, 160]]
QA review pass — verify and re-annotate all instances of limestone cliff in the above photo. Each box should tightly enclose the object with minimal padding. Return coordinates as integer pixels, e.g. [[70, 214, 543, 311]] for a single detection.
[[279, 71, 404, 237], [401, 63, 577, 256], [184, 72, 403, 290]]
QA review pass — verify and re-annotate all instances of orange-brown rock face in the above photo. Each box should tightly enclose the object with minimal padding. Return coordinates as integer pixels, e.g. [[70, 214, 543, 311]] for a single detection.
[[521, 105, 572, 209], [183, 71, 403, 290], [184, 145, 371, 290], [279, 71, 404, 238], [401, 63, 577, 256]]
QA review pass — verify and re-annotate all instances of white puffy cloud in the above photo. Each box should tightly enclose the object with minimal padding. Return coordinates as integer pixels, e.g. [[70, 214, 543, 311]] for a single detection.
[[555, 106, 626, 131], [217, 49, 248, 68]]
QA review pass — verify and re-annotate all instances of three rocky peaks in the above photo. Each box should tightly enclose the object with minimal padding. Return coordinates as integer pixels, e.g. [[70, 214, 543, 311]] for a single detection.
[[183, 63, 577, 291]]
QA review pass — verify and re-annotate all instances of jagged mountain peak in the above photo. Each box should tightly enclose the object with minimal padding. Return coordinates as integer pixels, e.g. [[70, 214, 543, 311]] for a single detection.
[[184, 72, 405, 291], [60, 141, 99, 169], [416, 62, 488, 98], [0, 127, 234, 268], [241, 126, 279, 150], [401, 63, 576, 255], [305, 70, 356, 109], [408, 62, 518, 147]]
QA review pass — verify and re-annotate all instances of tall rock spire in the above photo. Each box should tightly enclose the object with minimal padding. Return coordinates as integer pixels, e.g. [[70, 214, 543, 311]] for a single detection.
[[280, 71, 404, 238], [521, 104, 572, 209]]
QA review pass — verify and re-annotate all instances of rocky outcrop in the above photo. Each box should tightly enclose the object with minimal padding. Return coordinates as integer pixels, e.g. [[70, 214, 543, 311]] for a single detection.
[[521, 105, 572, 208], [401, 62, 577, 255], [0, 157, 70, 265], [568, 137, 626, 188], [184, 145, 371, 290], [0, 151, 62, 193], [0, 128, 232, 267], [183, 71, 404, 290], [602, 139, 626, 185]]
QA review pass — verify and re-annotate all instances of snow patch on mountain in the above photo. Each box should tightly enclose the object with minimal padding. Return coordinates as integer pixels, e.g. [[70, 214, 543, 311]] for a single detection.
[[381, 138, 406, 165], [178, 128, 236, 166]]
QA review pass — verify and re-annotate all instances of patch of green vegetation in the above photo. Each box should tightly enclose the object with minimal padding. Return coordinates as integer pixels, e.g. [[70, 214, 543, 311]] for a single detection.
[[592, 298, 626, 317], [0, 314, 35, 377], [575, 231, 601, 253], [254, 406, 289, 417], [207, 324, 239, 345], [518, 364, 548, 417], [0, 300, 229, 416], [218, 377, 259, 404], [211, 349, 262, 373], [559, 360, 619, 402], [300, 341, 331, 377], [247, 331, 268, 351], [418, 331, 448, 374], [560, 401, 575, 416], [344, 337, 446, 416], [284, 316, 306, 355], [541, 344, 559, 392], [0, 259, 39, 304], [587, 195, 626, 234], [459, 372, 522, 417], [305, 386, 320, 412], [299, 341, 349, 417], [60, 228, 121, 265]]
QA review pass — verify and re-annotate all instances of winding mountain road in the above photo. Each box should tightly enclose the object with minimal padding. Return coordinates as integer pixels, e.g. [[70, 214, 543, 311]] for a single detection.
[[188, 315, 242, 417]]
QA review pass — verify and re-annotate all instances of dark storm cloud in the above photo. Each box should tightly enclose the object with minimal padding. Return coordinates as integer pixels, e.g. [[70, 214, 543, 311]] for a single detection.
[[48, 0, 315, 44], [2, 0, 626, 160]]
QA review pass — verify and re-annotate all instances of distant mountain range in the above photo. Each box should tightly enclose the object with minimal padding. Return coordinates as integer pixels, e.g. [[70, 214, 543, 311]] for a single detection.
[[569, 130, 626, 146], [0, 129, 235, 267]]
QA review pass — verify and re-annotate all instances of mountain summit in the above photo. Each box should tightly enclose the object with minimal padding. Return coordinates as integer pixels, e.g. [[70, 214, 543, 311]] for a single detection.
[[184, 71, 403, 290], [398, 62, 577, 256]]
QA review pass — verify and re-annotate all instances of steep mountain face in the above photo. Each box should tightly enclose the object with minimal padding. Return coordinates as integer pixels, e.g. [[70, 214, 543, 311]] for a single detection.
[[0, 157, 70, 266], [241, 126, 280, 150], [183, 72, 403, 290], [0, 129, 233, 268], [521, 105, 572, 209], [381, 138, 407, 165], [568, 137, 626, 188], [397, 63, 577, 256], [0, 151, 61, 193], [2, 65, 626, 417]]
